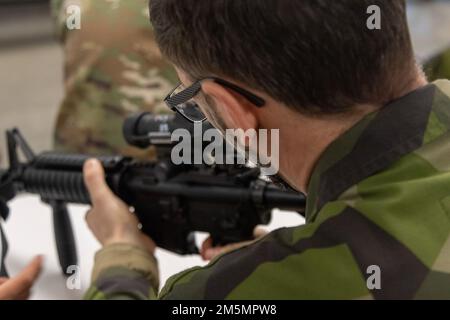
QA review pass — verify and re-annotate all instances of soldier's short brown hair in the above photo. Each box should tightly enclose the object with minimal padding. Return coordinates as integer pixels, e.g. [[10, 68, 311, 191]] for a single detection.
[[150, 0, 416, 115]]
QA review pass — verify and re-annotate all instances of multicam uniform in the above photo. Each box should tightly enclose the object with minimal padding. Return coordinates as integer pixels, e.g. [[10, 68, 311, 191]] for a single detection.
[[86, 80, 450, 299], [51, 0, 177, 157]]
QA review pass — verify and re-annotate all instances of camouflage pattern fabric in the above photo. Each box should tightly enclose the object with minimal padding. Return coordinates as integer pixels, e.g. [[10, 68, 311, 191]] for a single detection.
[[425, 48, 450, 81], [85, 79, 450, 299], [51, 0, 177, 157]]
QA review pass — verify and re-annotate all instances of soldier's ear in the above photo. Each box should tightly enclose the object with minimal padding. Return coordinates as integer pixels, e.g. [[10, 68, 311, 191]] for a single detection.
[[201, 81, 259, 131]]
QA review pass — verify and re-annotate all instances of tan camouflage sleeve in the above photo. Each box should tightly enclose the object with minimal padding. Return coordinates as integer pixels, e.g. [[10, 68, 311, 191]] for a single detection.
[[52, 0, 177, 157], [85, 244, 159, 300]]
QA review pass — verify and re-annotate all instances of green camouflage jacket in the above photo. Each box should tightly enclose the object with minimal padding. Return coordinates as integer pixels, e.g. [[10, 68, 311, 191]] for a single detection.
[[86, 80, 450, 300]]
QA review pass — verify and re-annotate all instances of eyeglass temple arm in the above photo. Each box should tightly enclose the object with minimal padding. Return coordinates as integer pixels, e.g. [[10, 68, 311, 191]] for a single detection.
[[165, 77, 266, 109]]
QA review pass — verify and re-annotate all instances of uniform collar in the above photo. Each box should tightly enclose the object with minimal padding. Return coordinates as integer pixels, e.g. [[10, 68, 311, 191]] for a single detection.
[[305, 81, 450, 222]]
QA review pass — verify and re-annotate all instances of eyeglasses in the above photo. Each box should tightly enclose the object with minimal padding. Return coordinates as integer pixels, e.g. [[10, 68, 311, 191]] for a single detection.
[[164, 77, 266, 123]]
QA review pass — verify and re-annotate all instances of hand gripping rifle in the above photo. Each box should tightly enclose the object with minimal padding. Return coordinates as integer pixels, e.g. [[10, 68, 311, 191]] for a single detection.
[[0, 113, 306, 275]]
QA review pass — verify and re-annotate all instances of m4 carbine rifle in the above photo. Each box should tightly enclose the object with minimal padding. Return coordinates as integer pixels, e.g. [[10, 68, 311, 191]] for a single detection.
[[0, 112, 305, 275]]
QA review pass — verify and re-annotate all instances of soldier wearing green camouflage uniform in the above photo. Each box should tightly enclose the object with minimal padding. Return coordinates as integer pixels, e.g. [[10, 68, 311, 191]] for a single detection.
[[85, 80, 450, 299], [51, 0, 177, 157], [79, 1, 450, 300]]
